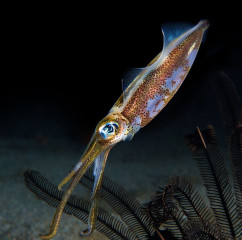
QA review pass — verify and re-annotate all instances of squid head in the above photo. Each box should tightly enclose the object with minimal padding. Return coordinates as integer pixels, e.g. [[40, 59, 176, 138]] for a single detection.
[[39, 20, 209, 239], [39, 112, 131, 239]]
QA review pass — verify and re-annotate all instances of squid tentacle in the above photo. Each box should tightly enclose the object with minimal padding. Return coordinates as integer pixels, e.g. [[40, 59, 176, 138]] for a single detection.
[[39, 161, 90, 239], [81, 147, 111, 235]]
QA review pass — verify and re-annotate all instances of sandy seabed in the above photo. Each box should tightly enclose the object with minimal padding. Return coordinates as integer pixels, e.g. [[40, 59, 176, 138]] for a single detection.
[[0, 77, 234, 240], [0, 123, 209, 240]]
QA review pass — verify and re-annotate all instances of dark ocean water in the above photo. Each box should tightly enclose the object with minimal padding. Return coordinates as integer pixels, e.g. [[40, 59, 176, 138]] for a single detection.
[[1, 7, 242, 240]]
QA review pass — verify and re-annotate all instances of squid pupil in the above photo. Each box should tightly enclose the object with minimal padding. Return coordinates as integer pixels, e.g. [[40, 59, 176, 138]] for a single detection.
[[105, 124, 114, 133], [100, 122, 118, 138]]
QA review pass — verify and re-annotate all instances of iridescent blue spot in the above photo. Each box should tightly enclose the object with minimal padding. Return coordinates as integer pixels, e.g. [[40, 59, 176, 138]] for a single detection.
[[99, 122, 119, 139]]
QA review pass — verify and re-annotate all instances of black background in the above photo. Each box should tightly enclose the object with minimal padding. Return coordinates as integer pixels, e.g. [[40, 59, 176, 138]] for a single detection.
[[2, 3, 242, 141]]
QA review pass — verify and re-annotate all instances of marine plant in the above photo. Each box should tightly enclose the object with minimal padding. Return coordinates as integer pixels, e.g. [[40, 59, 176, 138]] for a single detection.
[[24, 72, 242, 239], [38, 20, 208, 239]]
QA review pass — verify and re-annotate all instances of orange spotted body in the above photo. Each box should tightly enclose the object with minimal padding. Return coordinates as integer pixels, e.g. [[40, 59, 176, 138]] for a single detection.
[[113, 21, 207, 129], [39, 20, 209, 239]]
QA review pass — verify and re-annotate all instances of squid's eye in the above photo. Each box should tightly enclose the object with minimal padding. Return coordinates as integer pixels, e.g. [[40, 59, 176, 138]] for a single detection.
[[99, 122, 119, 139]]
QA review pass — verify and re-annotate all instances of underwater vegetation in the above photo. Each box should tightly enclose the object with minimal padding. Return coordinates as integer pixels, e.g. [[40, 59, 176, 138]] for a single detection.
[[35, 20, 208, 239], [24, 71, 241, 239]]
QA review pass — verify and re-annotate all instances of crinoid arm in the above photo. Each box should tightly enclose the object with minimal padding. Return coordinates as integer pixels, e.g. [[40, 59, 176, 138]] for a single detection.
[[211, 71, 242, 215], [185, 126, 241, 239], [24, 170, 138, 240]]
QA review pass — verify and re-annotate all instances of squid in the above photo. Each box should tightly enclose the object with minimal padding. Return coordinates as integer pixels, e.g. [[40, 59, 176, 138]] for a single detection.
[[40, 20, 209, 239]]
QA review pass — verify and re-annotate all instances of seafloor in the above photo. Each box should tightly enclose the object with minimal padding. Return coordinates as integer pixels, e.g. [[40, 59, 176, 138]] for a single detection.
[[2, 11, 242, 238], [1, 69, 241, 240]]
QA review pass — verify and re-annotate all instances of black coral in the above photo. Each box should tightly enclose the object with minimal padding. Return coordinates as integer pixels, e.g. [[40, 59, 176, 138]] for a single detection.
[[185, 126, 241, 239], [24, 72, 241, 240], [81, 169, 154, 239], [24, 170, 139, 240], [144, 72, 242, 239]]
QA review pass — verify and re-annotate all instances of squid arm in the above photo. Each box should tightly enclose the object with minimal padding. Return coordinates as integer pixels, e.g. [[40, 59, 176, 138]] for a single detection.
[[39, 20, 209, 239]]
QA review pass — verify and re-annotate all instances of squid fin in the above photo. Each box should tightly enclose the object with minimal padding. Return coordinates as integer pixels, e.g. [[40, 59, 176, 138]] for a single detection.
[[122, 22, 193, 101], [162, 22, 193, 49], [159, 20, 209, 61], [122, 68, 145, 92], [122, 20, 209, 103]]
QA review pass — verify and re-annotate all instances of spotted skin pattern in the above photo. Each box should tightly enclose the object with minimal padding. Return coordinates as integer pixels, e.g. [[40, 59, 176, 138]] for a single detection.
[[39, 20, 208, 239], [119, 22, 206, 128]]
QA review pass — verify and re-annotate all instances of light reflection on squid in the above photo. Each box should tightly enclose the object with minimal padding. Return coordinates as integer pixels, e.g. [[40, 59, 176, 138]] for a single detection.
[[40, 20, 209, 239]]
